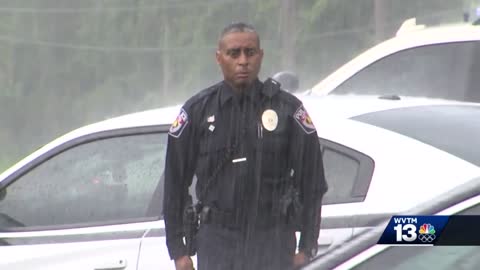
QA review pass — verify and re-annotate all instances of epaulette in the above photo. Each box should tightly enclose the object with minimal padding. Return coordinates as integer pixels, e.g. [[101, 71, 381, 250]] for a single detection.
[[277, 87, 303, 107], [183, 83, 221, 109], [263, 78, 281, 98]]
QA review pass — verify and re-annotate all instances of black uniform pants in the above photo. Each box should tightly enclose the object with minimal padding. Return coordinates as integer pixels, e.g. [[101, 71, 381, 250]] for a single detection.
[[197, 223, 296, 270]]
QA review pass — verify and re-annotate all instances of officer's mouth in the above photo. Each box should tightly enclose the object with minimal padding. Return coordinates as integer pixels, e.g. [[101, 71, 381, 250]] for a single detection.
[[236, 72, 250, 79]]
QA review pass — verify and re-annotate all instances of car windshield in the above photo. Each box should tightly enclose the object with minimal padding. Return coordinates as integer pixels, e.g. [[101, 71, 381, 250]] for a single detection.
[[327, 41, 480, 101], [352, 105, 480, 166]]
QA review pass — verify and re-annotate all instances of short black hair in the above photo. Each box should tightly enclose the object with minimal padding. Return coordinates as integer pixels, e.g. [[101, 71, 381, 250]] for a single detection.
[[219, 22, 260, 47]]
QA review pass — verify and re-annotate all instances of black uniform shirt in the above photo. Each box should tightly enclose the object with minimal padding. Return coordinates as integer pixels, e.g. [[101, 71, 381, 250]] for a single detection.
[[163, 78, 327, 260]]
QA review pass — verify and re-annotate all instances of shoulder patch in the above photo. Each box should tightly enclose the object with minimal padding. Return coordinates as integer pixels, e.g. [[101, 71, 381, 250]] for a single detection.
[[169, 108, 189, 138], [294, 105, 316, 134]]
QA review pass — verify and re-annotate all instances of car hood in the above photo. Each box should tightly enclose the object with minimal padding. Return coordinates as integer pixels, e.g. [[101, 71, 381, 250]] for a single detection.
[[300, 94, 480, 119]]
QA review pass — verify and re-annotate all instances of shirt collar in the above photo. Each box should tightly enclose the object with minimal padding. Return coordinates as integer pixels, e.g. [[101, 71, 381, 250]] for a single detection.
[[219, 79, 263, 107]]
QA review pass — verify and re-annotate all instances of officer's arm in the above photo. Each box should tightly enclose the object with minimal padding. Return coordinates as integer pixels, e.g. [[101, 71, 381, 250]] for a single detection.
[[163, 107, 198, 260], [291, 104, 328, 258]]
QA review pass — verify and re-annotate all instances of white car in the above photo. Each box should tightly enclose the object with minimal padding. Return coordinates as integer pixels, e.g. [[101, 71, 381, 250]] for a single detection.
[[309, 18, 480, 102], [303, 94, 480, 252], [1, 95, 480, 269], [304, 175, 480, 270]]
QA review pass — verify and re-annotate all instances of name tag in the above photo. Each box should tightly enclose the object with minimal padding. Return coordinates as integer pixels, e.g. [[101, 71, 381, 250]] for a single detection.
[[232, 157, 247, 163]]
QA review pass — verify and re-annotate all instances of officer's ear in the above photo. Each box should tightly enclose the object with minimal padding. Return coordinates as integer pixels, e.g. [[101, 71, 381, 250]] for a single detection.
[[215, 50, 221, 65]]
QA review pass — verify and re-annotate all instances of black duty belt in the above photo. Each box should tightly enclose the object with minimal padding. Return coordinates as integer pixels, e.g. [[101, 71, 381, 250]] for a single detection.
[[200, 206, 285, 231]]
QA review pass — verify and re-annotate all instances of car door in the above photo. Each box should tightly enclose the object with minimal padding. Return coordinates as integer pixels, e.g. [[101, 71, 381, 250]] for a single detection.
[[317, 138, 375, 254], [137, 174, 199, 270], [0, 126, 170, 270]]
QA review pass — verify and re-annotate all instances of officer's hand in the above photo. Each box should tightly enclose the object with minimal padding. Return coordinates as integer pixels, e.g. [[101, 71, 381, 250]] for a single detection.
[[293, 251, 309, 269], [174, 256, 194, 270]]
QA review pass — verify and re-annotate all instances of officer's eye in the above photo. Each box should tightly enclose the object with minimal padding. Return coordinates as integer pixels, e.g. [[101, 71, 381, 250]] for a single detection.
[[226, 49, 241, 58], [225, 48, 258, 58], [244, 48, 257, 57]]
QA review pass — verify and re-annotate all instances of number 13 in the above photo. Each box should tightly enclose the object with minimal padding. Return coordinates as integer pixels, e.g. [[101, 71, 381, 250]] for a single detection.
[[394, 224, 417, 242]]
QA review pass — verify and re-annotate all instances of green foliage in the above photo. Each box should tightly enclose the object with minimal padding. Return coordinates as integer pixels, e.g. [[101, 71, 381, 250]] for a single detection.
[[0, 0, 465, 172]]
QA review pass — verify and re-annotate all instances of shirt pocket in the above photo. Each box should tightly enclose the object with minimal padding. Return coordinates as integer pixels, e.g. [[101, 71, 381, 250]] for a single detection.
[[198, 128, 229, 155], [260, 110, 289, 154], [197, 126, 230, 173], [261, 127, 289, 177]]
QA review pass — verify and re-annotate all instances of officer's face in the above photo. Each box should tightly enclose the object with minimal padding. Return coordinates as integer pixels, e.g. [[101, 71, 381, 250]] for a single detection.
[[216, 31, 263, 89]]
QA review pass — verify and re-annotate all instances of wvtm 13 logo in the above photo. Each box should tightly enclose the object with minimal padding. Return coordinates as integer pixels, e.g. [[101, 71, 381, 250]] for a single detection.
[[393, 217, 436, 243], [377, 216, 450, 245]]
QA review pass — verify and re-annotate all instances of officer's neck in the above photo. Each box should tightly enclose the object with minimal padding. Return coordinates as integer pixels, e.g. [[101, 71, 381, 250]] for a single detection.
[[226, 81, 254, 97]]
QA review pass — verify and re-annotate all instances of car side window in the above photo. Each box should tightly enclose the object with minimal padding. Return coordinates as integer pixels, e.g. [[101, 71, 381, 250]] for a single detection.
[[0, 132, 167, 230], [320, 138, 374, 205], [333, 41, 480, 102], [352, 202, 480, 270]]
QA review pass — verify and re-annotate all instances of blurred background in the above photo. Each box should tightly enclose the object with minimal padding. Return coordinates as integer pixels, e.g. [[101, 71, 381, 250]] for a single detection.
[[0, 0, 475, 171]]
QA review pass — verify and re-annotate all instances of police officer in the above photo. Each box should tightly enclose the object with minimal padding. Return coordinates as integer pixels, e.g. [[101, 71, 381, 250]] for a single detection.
[[163, 22, 327, 270]]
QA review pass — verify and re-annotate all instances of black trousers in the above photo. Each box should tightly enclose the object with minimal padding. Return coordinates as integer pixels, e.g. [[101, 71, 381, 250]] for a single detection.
[[197, 223, 296, 270]]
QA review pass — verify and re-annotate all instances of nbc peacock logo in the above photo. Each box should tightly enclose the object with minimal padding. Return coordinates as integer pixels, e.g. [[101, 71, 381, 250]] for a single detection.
[[418, 223, 436, 243]]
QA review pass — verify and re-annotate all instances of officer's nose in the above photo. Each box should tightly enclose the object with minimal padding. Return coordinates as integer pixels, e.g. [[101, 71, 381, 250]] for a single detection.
[[238, 52, 248, 66]]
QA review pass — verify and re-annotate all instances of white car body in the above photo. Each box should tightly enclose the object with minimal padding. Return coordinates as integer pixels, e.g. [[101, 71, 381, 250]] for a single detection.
[[304, 176, 480, 270], [0, 106, 181, 270], [304, 95, 480, 249], [1, 96, 480, 269], [309, 18, 480, 99]]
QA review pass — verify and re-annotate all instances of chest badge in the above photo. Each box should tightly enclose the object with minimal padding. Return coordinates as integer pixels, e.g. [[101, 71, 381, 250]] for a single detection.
[[262, 109, 278, 131]]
